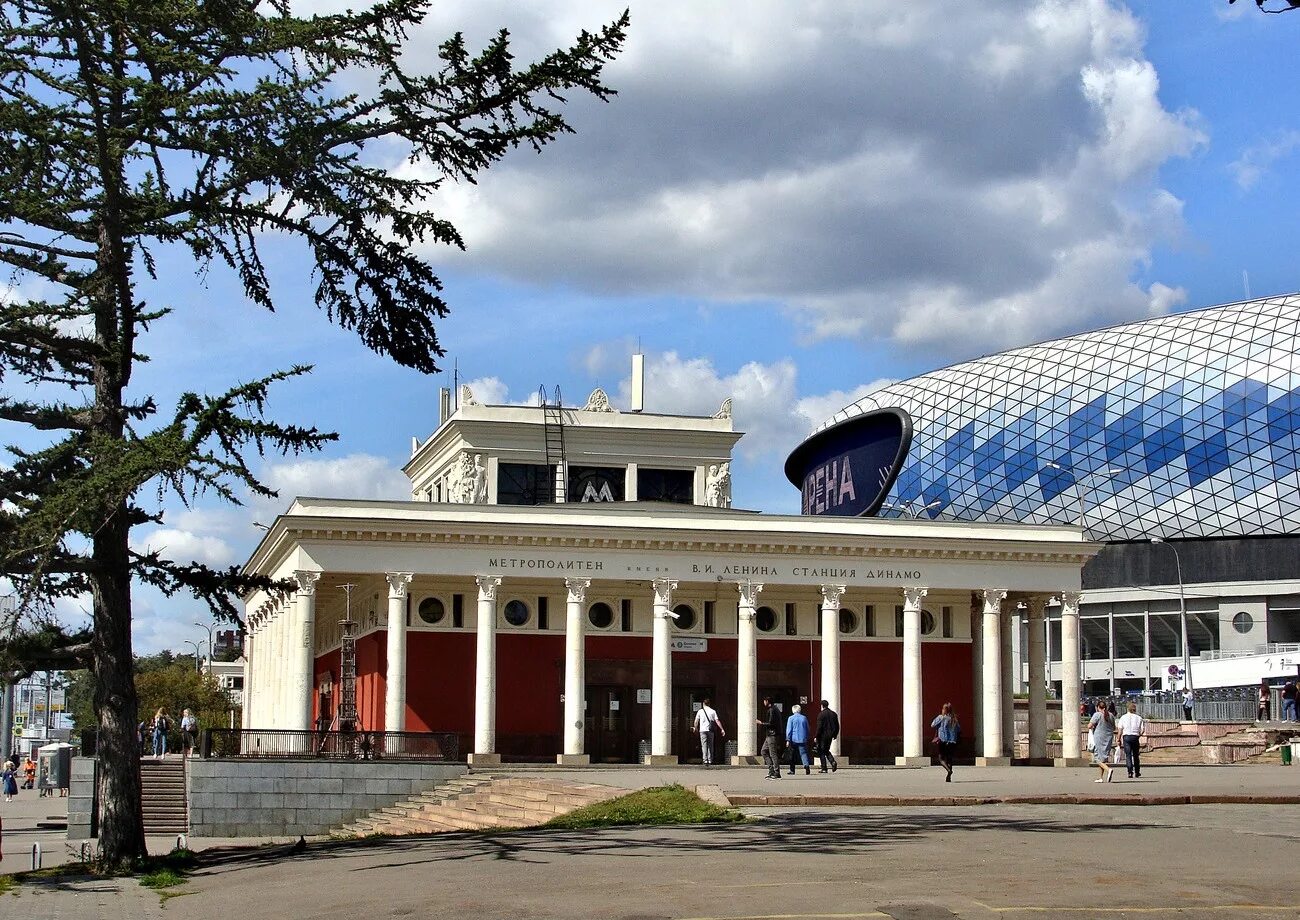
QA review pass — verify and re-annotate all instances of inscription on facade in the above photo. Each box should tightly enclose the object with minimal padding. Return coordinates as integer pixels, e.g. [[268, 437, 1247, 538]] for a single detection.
[[488, 557, 604, 571]]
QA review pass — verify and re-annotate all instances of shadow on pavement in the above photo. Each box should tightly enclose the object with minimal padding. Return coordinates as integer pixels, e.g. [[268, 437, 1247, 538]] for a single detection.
[[186, 809, 1169, 878]]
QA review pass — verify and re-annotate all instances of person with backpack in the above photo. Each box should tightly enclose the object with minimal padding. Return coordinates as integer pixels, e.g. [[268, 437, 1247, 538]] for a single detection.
[[152, 707, 171, 758], [180, 708, 199, 757], [930, 702, 961, 782]]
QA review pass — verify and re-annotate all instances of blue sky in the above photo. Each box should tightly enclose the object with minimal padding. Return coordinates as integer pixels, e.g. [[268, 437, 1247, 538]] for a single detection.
[[6, 1, 1300, 653]]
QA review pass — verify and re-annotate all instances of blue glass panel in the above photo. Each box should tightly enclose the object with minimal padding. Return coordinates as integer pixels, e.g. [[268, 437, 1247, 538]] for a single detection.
[[972, 431, 1006, 479], [1143, 419, 1184, 474], [944, 422, 975, 471], [1105, 406, 1145, 462], [1186, 432, 1231, 487], [1068, 395, 1107, 451]]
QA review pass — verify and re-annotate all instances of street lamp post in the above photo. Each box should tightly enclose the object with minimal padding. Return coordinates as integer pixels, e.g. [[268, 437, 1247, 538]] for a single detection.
[[881, 499, 941, 519], [194, 621, 215, 675], [183, 639, 205, 675], [1045, 463, 1122, 534], [1151, 537, 1192, 690]]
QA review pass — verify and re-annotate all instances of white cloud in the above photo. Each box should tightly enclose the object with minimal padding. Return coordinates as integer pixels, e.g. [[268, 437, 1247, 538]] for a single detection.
[[1229, 131, 1300, 191], [372, 0, 1205, 359], [131, 528, 237, 568], [255, 453, 410, 519]]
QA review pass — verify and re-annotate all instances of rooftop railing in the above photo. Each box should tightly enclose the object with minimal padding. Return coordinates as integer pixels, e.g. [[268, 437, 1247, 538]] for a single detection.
[[201, 728, 460, 761]]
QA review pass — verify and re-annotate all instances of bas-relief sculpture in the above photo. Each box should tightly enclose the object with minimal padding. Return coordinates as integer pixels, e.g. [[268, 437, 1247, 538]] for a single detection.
[[448, 450, 487, 503], [583, 387, 617, 412], [705, 461, 732, 508]]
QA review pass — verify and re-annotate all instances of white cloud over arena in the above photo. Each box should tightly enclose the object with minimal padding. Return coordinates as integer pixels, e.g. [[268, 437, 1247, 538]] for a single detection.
[[332, 0, 1206, 357]]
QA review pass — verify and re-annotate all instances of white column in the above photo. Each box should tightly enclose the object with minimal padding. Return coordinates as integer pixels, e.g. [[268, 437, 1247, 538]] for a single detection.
[[472, 575, 502, 764], [292, 571, 321, 733], [970, 595, 983, 746], [243, 616, 256, 728], [1057, 591, 1085, 765], [819, 584, 845, 757], [1027, 595, 1047, 761], [560, 577, 591, 763], [650, 577, 678, 762], [1001, 603, 1016, 759], [384, 572, 413, 734], [979, 589, 1008, 765], [270, 604, 283, 728], [897, 586, 928, 765], [735, 580, 763, 761]]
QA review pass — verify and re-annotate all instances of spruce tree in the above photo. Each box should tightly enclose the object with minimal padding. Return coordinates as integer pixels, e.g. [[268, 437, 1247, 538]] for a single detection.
[[0, 0, 626, 866]]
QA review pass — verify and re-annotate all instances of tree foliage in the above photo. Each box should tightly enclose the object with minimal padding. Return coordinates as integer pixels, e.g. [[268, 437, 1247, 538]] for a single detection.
[[1229, 0, 1300, 12], [0, 0, 626, 866]]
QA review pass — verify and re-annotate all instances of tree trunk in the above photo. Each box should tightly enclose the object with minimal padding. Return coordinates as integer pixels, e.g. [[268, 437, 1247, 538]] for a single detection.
[[91, 507, 146, 866]]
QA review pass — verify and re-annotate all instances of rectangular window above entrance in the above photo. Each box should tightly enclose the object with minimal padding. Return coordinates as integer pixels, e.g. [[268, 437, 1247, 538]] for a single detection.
[[569, 465, 626, 503], [638, 468, 694, 503], [498, 462, 555, 505]]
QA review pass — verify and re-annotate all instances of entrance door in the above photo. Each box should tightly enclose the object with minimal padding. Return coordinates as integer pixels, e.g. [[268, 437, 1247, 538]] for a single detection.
[[585, 685, 633, 763], [673, 686, 715, 761]]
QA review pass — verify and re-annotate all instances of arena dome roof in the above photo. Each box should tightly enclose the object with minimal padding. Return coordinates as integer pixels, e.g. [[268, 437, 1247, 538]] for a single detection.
[[786, 294, 1300, 541]]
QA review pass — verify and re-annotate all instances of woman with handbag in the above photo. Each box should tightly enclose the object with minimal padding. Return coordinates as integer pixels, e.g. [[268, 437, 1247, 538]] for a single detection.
[[1088, 701, 1116, 783], [930, 702, 960, 782]]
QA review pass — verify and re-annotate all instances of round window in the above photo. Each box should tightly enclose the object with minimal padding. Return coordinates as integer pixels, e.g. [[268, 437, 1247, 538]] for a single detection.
[[1232, 611, 1254, 634], [588, 602, 614, 629], [672, 604, 697, 630], [921, 610, 936, 635], [838, 608, 858, 634], [417, 597, 445, 625], [755, 606, 778, 633], [503, 599, 530, 627]]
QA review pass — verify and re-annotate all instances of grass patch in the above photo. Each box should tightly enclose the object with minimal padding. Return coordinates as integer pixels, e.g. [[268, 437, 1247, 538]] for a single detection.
[[546, 784, 743, 830], [139, 868, 186, 889], [0, 875, 15, 895]]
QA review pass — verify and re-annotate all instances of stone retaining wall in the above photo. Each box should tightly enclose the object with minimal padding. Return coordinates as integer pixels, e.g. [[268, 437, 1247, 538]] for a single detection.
[[188, 759, 467, 837]]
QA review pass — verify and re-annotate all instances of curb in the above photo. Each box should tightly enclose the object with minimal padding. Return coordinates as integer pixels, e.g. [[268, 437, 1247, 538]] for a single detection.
[[726, 793, 1300, 807]]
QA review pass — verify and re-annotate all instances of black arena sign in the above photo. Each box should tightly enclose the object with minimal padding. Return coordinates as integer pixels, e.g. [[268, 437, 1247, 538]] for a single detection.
[[784, 408, 912, 517]]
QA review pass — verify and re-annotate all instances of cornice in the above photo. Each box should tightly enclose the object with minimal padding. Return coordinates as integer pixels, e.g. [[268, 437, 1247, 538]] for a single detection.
[[274, 522, 1095, 567]]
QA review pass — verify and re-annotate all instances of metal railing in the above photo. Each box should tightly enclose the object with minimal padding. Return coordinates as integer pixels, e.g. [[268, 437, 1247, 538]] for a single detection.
[[201, 729, 460, 761], [1131, 701, 1258, 722], [1198, 643, 1300, 661]]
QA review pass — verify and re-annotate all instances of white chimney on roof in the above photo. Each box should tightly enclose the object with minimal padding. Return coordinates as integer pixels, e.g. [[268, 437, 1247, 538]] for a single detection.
[[630, 352, 645, 413]]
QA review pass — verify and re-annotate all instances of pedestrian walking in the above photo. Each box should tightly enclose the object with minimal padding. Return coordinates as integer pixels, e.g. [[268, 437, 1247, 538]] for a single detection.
[[22, 757, 36, 790], [152, 707, 171, 758], [1281, 680, 1298, 723], [1116, 701, 1146, 779], [1257, 681, 1271, 722], [181, 708, 199, 757], [930, 702, 961, 782], [815, 700, 839, 773], [757, 695, 783, 779], [1181, 687, 1194, 721], [2, 759, 18, 802], [1088, 701, 1117, 783], [692, 698, 725, 765], [785, 703, 811, 775]]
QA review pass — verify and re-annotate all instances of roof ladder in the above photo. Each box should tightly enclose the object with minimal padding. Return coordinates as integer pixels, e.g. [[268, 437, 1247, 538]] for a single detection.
[[540, 385, 566, 503]]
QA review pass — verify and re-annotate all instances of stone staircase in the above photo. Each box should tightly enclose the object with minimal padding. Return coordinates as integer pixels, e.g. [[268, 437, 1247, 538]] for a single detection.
[[333, 774, 622, 837], [140, 756, 189, 834]]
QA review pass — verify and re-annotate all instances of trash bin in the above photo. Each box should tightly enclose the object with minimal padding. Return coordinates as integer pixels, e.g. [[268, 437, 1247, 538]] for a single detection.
[[1284, 744, 1293, 766]]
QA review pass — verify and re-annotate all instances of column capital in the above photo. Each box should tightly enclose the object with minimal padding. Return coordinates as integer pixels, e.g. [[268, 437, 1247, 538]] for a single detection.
[[1026, 595, 1048, 618], [565, 577, 591, 604], [819, 584, 846, 608], [652, 577, 677, 608], [385, 571, 414, 600], [981, 588, 1008, 613], [903, 586, 928, 609], [737, 580, 764, 609], [476, 574, 502, 602], [294, 570, 321, 596], [1059, 590, 1082, 613]]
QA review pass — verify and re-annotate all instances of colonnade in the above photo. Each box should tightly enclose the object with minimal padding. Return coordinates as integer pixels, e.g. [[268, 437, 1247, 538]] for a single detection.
[[244, 573, 1087, 767]]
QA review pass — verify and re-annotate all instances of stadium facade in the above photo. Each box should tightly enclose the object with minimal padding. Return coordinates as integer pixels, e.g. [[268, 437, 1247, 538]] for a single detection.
[[787, 295, 1300, 694]]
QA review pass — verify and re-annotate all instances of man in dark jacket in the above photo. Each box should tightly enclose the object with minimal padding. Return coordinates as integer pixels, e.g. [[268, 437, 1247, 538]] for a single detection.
[[756, 695, 783, 779], [816, 699, 840, 773]]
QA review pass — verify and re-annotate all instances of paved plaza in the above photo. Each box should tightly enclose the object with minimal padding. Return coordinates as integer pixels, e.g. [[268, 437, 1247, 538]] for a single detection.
[[2, 764, 1299, 919]]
